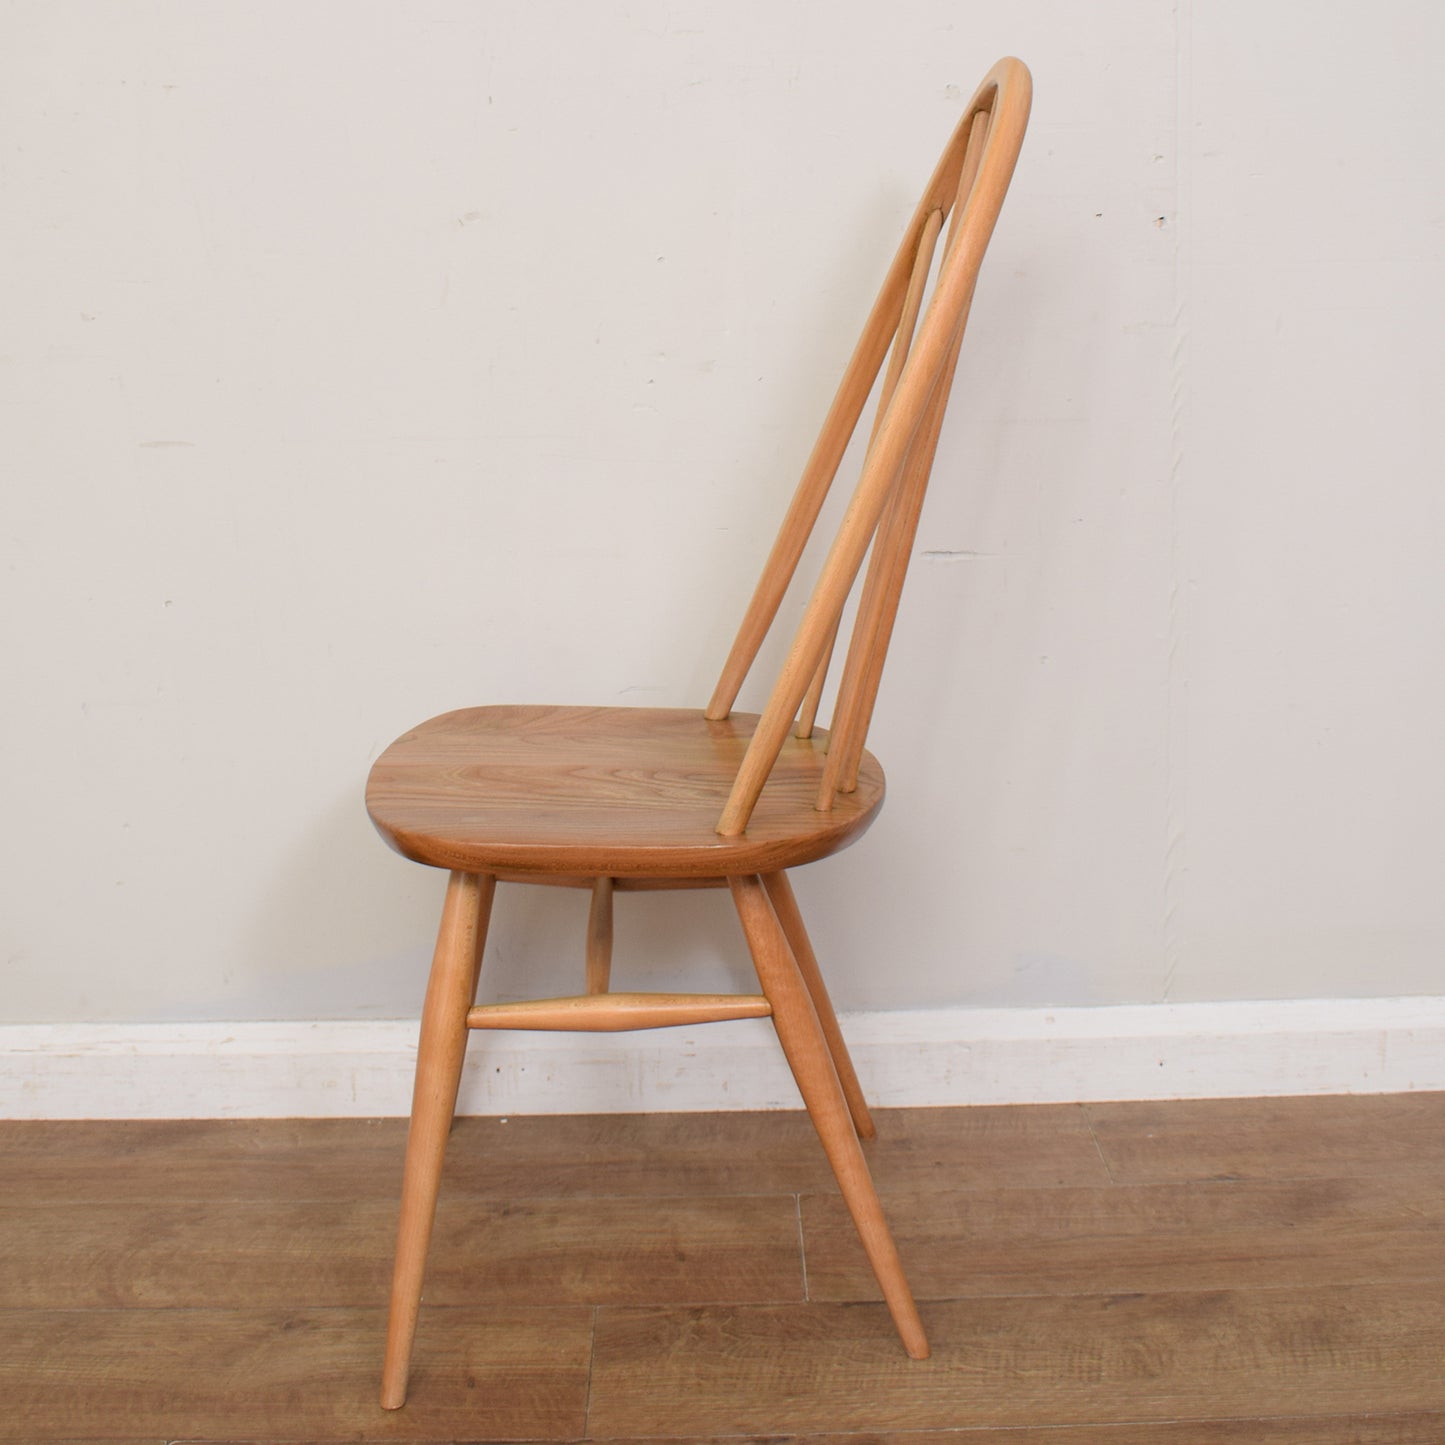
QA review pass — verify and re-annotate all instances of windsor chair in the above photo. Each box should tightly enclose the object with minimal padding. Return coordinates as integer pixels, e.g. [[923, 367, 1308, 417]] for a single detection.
[[366, 57, 1031, 1409]]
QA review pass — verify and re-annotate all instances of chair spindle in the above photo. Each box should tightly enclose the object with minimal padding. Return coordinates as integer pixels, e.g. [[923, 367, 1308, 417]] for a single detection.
[[818, 109, 993, 805]]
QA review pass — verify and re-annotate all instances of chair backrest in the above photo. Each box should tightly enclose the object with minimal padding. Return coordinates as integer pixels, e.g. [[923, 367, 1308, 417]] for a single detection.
[[706, 57, 1032, 837]]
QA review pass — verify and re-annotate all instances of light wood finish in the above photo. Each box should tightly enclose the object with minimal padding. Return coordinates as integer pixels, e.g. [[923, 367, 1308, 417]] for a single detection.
[[6, 1095, 1445, 1440], [467, 992, 771, 1032], [814, 200, 947, 757], [729, 874, 927, 1358], [365, 59, 1031, 1407], [714, 59, 1030, 836], [793, 203, 944, 744], [761, 870, 874, 1139], [820, 114, 989, 804], [493, 871, 731, 890], [380, 869, 493, 1411], [822, 306, 972, 803], [367, 706, 884, 879], [708, 62, 1028, 732], [795, 613, 839, 739], [585, 875, 613, 993], [704, 224, 929, 727]]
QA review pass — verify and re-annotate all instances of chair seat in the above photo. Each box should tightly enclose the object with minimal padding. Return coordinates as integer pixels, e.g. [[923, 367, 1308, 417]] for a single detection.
[[366, 704, 886, 878]]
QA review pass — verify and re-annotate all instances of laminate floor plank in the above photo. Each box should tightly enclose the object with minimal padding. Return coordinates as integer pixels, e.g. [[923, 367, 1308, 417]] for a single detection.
[[1085, 1093, 1445, 1184], [804, 1174, 1445, 1300], [586, 1283, 1445, 1436], [0, 1194, 802, 1309], [459, 1101, 1105, 1195], [0, 1306, 589, 1441], [561, 1420, 1445, 1445], [0, 1103, 1107, 1206], [0, 1119, 409, 1206], [9, 1100, 1445, 1441]]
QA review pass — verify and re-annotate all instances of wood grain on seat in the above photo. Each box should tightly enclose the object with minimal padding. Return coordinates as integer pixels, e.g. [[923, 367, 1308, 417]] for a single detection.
[[366, 705, 885, 878]]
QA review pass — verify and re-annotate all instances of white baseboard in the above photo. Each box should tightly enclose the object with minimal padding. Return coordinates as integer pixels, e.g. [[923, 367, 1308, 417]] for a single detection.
[[3, 996, 1444, 1119]]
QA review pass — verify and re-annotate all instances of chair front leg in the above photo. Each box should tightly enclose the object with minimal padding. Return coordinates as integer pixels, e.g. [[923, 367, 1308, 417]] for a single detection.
[[728, 873, 929, 1360], [381, 870, 496, 1410]]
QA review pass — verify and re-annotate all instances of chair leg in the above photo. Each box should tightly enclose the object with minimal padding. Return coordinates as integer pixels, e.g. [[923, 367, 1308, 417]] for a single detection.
[[761, 870, 876, 1140], [586, 875, 614, 994], [381, 870, 496, 1410], [728, 874, 929, 1360]]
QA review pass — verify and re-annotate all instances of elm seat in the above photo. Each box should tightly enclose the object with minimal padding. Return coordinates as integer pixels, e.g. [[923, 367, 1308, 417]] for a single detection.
[[367, 705, 886, 878], [369, 57, 1031, 1412]]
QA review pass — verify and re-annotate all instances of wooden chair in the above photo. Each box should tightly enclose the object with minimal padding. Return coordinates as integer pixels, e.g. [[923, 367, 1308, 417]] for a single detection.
[[367, 57, 1031, 1409]]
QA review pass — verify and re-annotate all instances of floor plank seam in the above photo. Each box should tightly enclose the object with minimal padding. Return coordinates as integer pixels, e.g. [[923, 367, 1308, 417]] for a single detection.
[[794, 1192, 810, 1302], [1080, 1101, 1117, 1184], [582, 1301, 599, 1440]]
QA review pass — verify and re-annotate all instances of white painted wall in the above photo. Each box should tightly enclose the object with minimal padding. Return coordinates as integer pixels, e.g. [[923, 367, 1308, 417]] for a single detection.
[[3, 2, 1442, 1031]]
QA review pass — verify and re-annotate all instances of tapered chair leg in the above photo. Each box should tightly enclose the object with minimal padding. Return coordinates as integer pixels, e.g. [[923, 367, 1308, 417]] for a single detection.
[[729, 874, 929, 1359], [381, 870, 497, 1410], [761, 870, 875, 1140]]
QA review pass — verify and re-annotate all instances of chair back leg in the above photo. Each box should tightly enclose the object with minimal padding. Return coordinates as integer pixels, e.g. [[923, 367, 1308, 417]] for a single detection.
[[761, 871, 876, 1140], [729, 873, 929, 1359]]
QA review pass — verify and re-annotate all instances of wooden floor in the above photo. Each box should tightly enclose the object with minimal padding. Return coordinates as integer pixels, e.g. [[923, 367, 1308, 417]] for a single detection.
[[4, 1094, 1445, 1443]]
